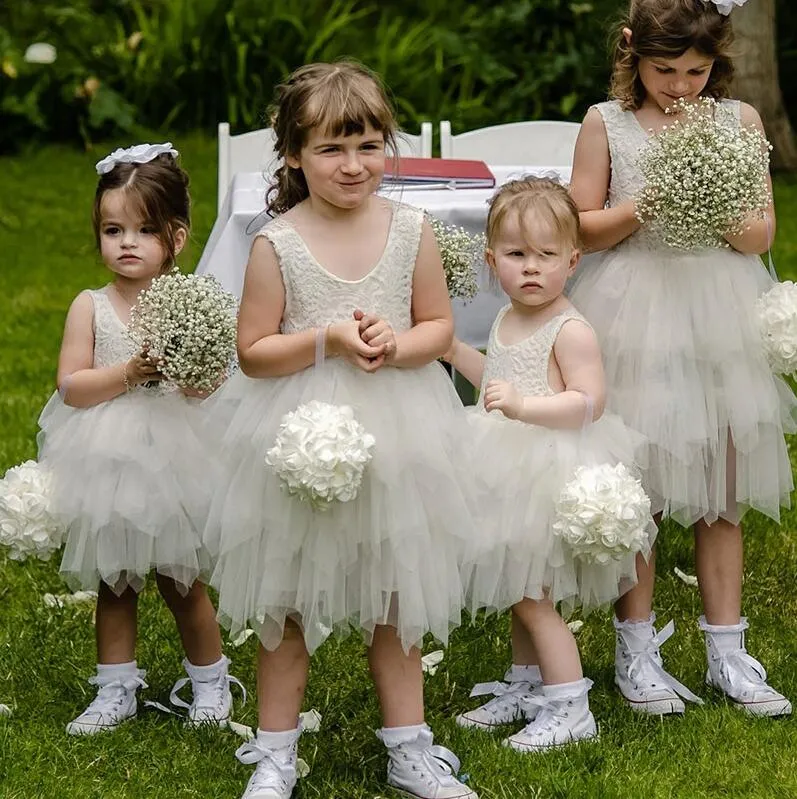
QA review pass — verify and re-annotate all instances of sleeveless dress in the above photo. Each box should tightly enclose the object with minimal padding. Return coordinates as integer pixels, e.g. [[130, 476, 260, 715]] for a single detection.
[[462, 305, 654, 615], [567, 100, 796, 527], [203, 200, 474, 654], [37, 287, 213, 594]]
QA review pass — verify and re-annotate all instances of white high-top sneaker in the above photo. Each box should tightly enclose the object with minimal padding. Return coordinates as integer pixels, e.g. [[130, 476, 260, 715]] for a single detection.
[[503, 678, 597, 752], [456, 665, 543, 730], [66, 663, 148, 735], [236, 726, 301, 799], [170, 655, 246, 726], [377, 724, 478, 799], [699, 616, 792, 717], [614, 615, 703, 715]]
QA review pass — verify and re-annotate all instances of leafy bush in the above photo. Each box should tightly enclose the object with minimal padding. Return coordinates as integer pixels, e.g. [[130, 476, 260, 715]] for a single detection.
[[0, 0, 791, 154], [0, 0, 619, 152]]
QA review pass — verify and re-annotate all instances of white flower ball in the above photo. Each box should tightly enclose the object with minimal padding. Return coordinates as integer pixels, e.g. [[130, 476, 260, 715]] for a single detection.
[[756, 281, 797, 375], [553, 463, 651, 565], [265, 401, 375, 511], [0, 460, 64, 561]]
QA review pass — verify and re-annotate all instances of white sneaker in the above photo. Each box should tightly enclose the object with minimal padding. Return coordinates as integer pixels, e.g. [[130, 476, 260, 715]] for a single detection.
[[614, 615, 702, 715], [699, 616, 792, 717], [379, 725, 478, 799], [66, 667, 147, 735], [503, 678, 598, 753], [456, 679, 541, 730], [236, 727, 300, 799], [170, 655, 246, 726]]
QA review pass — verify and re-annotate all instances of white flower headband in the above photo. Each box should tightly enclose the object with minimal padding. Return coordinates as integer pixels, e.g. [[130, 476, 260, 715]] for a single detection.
[[95, 142, 179, 175], [704, 0, 749, 15]]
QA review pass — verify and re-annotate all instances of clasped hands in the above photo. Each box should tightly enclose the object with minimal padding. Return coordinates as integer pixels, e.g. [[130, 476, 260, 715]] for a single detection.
[[326, 310, 397, 373]]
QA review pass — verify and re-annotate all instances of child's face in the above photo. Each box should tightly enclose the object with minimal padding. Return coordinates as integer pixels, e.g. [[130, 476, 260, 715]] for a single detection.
[[99, 189, 179, 282], [487, 212, 579, 311], [287, 123, 386, 211], [637, 47, 715, 112]]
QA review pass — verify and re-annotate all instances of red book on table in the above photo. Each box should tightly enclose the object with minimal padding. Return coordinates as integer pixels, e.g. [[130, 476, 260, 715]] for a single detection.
[[383, 157, 495, 188]]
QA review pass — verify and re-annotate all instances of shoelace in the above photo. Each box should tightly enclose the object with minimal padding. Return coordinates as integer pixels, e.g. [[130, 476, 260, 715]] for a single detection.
[[622, 620, 703, 705], [403, 743, 464, 787], [518, 678, 593, 737], [79, 672, 148, 721], [236, 739, 296, 791], [170, 672, 247, 717], [468, 680, 532, 717], [712, 647, 780, 699]]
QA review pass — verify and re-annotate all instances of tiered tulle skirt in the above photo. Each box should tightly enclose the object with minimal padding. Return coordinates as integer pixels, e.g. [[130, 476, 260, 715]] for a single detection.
[[567, 243, 796, 527], [203, 361, 475, 654], [460, 409, 653, 615], [38, 391, 212, 594]]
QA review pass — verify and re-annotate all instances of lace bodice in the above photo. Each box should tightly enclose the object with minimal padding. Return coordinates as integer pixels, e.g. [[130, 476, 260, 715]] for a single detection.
[[256, 200, 423, 334], [595, 99, 742, 249], [480, 306, 591, 405], [89, 288, 171, 396]]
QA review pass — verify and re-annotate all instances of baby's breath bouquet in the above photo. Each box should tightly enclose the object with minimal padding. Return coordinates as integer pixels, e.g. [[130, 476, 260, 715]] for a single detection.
[[427, 215, 482, 301], [635, 97, 772, 250], [128, 271, 238, 393]]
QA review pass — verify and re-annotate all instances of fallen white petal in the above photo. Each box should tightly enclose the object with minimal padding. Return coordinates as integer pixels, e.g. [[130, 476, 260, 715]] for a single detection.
[[43, 590, 98, 608], [230, 628, 255, 647], [674, 567, 699, 586], [567, 620, 584, 633], [228, 720, 254, 740], [296, 758, 310, 778], [0, 703, 11, 716], [421, 650, 444, 675], [299, 708, 322, 732]]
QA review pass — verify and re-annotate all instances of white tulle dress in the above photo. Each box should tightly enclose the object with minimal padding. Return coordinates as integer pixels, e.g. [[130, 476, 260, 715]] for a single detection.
[[203, 200, 474, 654], [568, 100, 796, 527], [462, 305, 654, 615], [37, 287, 212, 594]]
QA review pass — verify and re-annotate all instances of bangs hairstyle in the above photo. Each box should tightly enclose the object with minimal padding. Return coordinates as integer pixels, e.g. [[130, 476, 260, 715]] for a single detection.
[[610, 0, 734, 110], [486, 177, 581, 253], [267, 61, 398, 215], [92, 153, 190, 271]]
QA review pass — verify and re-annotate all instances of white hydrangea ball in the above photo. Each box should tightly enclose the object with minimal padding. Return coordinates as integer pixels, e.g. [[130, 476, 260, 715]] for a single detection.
[[265, 401, 375, 511], [0, 460, 64, 561]]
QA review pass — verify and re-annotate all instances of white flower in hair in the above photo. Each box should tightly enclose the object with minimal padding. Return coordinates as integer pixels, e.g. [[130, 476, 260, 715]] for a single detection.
[[266, 400, 375, 512], [0, 460, 64, 562], [704, 0, 749, 15], [95, 142, 179, 175], [553, 463, 652, 565]]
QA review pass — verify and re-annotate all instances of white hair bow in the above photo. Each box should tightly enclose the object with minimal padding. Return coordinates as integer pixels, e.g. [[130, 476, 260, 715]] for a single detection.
[[704, 0, 749, 15], [95, 142, 179, 175]]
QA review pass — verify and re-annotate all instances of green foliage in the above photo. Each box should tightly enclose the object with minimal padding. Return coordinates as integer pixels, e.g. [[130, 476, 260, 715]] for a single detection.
[[2, 0, 618, 152]]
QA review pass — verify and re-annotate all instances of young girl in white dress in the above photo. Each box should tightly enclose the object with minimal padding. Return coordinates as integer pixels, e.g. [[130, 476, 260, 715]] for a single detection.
[[565, 0, 794, 717], [202, 62, 477, 799], [38, 145, 239, 735], [446, 177, 654, 750]]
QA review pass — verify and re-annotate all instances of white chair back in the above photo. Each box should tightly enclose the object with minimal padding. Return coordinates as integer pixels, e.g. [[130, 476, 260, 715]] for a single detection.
[[439, 120, 581, 166], [217, 121, 433, 212]]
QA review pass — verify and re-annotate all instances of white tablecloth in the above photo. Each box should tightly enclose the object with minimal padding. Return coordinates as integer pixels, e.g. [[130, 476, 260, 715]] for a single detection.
[[195, 164, 572, 348]]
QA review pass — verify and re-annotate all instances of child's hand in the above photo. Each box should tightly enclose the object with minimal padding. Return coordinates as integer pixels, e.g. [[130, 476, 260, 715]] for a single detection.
[[125, 352, 164, 386], [483, 379, 524, 419], [353, 309, 396, 364], [327, 320, 386, 372]]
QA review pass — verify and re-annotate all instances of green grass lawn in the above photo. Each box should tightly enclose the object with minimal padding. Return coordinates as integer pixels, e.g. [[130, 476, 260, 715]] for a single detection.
[[2, 138, 797, 798]]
